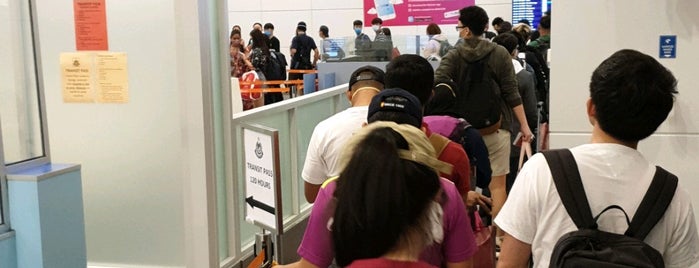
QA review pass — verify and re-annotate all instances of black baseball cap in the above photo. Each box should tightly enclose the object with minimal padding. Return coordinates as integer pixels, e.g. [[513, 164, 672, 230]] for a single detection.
[[348, 66, 385, 89], [367, 88, 423, 126], [297, 21, 307, 31]]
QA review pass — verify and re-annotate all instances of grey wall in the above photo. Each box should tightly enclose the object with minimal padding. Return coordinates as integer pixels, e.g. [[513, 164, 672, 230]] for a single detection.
[[551, 4, 699, 268]]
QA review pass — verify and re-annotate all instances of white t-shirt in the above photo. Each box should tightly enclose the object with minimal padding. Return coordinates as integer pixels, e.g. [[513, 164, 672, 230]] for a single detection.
[[495, 143, 699, 268], [302, 106, 368, 185]]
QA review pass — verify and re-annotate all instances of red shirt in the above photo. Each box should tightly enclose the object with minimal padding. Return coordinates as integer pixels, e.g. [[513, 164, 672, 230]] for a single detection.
[[347, 258, 438, 268], [424, 123, 471, 196]]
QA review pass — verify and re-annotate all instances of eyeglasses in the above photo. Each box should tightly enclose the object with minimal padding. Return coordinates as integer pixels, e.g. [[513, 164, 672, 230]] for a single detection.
[[455, 26, 466, 32]]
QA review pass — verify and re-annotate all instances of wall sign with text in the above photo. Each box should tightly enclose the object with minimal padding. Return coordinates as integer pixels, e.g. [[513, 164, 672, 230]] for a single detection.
[[363, 0, 475, 27], [243, 124, 283, 234], [73, 0, 108, 51]]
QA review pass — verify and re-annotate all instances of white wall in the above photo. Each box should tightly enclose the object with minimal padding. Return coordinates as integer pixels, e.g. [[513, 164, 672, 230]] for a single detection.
[[228, 0, 512, 61], [552, 3, 699, 266], [35, 0, 213, 266]]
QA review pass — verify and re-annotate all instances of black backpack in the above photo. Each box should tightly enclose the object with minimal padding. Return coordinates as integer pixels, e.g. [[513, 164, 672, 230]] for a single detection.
[[264, 50, 287, 81], [456, 51, 502, 134], [437, 39, 453, 57], [543, 149, 677, 268]]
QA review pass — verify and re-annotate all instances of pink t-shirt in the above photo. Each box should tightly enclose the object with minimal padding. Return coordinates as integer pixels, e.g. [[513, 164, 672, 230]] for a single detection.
[[297, 177, 476, 267], [347, 258, 437, 268]]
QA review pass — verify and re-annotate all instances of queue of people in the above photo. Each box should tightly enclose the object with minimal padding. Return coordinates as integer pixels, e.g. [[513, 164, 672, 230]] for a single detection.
[[236, 7, 698, 267]]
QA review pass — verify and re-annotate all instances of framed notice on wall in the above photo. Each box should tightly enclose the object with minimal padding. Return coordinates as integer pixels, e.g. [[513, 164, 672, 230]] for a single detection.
[[242, 124, 283, 234], [363, 0, 475, 27], [73, 0, 109, 51]]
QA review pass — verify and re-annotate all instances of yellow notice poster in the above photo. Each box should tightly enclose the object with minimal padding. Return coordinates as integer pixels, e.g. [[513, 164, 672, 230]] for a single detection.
[[60, 52, 129, 103], [96, 52, 128, 103], [61, 52, 95, 103]]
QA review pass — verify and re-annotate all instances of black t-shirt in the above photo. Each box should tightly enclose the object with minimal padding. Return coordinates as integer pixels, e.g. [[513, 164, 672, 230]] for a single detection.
[[268, 36, 281, 52], [290, 33, 317, 69]]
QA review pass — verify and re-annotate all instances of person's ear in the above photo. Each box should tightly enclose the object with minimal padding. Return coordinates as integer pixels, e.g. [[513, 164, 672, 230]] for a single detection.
[[465, 27, 473, 38], [346, 90, 352, 101], [362, 122, 368, 127], [587, 98, 597, 125]]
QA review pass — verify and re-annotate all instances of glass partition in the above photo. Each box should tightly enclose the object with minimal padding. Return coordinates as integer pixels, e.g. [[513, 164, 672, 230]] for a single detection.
[[320, 33, 462, 63], [0, 0, 48, 233], [230, 85, 349, 260], [0, 0, 48, 166]]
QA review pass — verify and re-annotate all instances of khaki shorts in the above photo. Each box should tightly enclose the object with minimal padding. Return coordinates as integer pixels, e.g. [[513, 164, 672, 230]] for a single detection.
[[482, 129, 511, 177]]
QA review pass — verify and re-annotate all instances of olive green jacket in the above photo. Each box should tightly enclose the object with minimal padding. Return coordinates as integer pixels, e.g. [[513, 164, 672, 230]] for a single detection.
[[435, 37, 522, 132]]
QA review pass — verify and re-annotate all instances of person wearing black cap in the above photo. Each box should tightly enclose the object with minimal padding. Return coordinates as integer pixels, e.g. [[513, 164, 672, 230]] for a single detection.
[[366, 88, 424, 128], [289, 21, 320, 97], [302, 66, 385, 203], [290, 21, 319, 71]]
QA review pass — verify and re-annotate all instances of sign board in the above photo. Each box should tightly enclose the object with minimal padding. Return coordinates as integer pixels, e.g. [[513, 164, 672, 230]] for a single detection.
[[243, 124, 283, 234], [73, 0, 108, 51], [60, 52, 129, 103], [512, 0, 551, 29], [363, 0, 475, 27], [659, 35, 677, 59]]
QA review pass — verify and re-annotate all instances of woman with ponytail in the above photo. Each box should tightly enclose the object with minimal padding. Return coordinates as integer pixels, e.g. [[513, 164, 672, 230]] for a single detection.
[[331, 123, 445, 267]]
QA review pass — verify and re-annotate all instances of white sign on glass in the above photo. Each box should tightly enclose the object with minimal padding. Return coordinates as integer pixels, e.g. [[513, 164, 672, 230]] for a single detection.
[[243, 124, 283, 234]]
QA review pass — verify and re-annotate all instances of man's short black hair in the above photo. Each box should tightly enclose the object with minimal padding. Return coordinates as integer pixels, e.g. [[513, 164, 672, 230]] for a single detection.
[[263, 23, 274, 30], [492, 17, 504, 27], [539, 15, 551, 29], [385, 55, 434, 105], [319, 25, 329, 37], [497, 21, 513, 34], [353, 20, 363, 27], [492, 32, 519, 54], [518, 19, 531, 26], [371, 17, 383, 25], [459, 6, 489, 36], [590, 49, 677, 142]]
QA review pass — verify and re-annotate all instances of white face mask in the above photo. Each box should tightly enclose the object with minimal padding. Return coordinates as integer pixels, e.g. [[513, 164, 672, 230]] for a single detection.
[[427, 201, 444, 243], [372, 25, 380, 32]]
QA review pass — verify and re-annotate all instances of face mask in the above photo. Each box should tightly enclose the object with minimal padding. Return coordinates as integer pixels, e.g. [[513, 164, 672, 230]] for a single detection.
[[372, 25, 380, 32], [354, 28, 362, 35], [427, 201, 444, 244], [264, 30, 271, 36]]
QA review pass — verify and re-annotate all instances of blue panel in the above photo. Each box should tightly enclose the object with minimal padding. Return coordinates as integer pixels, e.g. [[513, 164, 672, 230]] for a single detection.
[[0, 235, 17, 268], [8, 164, 86, 268], [8, 181, 43, 268], [37, 170, 87, 267], [319, 73, 336, 90], [303, 73, 317, 95]]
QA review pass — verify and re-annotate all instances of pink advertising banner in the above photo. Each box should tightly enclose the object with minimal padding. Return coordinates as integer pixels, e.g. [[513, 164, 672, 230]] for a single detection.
[[363, 0, 475, 27]]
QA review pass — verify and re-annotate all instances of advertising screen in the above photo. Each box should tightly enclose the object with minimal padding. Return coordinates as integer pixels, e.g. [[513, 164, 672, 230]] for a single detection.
[[363, 0, 476, 27]]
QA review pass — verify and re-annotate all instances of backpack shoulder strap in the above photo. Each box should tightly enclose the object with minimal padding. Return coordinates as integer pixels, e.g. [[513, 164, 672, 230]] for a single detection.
[[625, 166, 678, 240], [542, 149, 597, 229], [429, 133, 450, 157]]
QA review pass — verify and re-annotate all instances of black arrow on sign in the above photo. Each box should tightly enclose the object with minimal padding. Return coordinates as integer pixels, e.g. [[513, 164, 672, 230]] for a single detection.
[[246, 196, 276, 215]]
